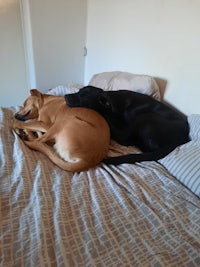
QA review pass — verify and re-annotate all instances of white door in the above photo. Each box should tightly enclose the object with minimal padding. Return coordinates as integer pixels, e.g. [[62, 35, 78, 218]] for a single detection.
[[21, 0, 87, 91]]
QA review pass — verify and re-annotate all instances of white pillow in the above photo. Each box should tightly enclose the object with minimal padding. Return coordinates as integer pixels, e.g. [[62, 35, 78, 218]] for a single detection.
[[48, 72, 160, 100], [159, 140, 200, 197], [48, 83, 83, 96], [159, 114, 200, 198], [89, 71, 160, 100], [188, 114, 200, 140]]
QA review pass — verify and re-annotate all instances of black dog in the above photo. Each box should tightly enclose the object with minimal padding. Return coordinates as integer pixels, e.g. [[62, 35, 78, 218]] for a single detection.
[[65, 86, 190, 165]]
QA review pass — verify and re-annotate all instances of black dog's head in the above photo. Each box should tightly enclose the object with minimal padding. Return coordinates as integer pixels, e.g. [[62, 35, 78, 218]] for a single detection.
[[65, 86, 112, 115]]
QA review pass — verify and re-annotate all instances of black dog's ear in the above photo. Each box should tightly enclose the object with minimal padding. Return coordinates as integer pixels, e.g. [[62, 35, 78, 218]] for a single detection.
[[99, 95, 110, 107]]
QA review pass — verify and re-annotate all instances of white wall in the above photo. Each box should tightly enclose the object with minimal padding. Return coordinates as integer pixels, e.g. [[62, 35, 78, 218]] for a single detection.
[[26, 0, 87, 91], [1, 0, 200, 114], [0, 0, 27, 107], [85, 0, 200, 115]]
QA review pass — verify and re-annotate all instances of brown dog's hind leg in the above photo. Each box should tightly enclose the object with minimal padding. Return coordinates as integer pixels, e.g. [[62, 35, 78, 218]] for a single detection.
[[24, 140, 90, 172]]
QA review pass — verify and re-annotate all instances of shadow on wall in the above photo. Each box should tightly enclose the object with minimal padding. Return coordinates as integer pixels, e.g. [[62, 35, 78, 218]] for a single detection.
[[155, 77, 187, 118], [154, 77, 167, 101]]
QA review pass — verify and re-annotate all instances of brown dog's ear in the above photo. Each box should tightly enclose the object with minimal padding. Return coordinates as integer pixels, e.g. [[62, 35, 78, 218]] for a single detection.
[[30, 89, 42, 97]]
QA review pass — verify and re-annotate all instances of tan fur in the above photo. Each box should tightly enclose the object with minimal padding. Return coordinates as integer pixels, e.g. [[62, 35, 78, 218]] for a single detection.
[[13, 89, 110, 172]]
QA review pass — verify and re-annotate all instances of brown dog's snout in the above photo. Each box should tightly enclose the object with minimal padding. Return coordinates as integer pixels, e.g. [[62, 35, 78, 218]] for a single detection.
[[15, 111, 30, 121]]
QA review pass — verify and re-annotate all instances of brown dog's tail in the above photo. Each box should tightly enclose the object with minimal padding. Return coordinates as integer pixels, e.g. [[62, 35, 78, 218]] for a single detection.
[[24, 140, 90, 172], [102, 146, 177, 165]]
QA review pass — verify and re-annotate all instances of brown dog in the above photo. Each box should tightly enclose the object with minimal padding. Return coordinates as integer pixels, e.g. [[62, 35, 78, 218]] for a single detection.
[[13, 89, 110, 172]]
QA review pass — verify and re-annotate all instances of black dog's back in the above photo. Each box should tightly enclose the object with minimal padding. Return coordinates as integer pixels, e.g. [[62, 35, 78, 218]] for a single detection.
[[65, 86, 190, 165], [106, 89, 187, 121], [94, 89, 189, 147]]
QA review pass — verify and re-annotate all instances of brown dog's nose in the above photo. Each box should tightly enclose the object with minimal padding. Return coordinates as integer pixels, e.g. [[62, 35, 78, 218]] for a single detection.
[[15, 113, 26, 121]]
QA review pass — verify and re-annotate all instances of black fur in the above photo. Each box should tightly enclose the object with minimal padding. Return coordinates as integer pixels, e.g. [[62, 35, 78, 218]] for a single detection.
[[65, 86, 190, 165]]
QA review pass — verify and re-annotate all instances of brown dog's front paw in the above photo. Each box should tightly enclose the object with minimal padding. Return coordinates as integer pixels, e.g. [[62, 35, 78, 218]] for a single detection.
[[15, 128, 29, 141]]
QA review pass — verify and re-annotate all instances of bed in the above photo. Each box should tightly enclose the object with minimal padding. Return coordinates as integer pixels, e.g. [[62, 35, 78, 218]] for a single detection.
[[0, 72, 200, 267]]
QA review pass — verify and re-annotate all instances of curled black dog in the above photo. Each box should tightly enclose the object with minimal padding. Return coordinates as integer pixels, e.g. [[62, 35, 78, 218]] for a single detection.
[[64, 86, 190, 165]]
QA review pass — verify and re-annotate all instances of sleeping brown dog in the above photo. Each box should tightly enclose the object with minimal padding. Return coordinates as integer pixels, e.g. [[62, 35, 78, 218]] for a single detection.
[[13, 89, 110, 172]]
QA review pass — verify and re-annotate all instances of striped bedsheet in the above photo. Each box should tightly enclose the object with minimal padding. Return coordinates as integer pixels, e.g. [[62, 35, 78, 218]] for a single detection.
[[0, 107, 200, 267]]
